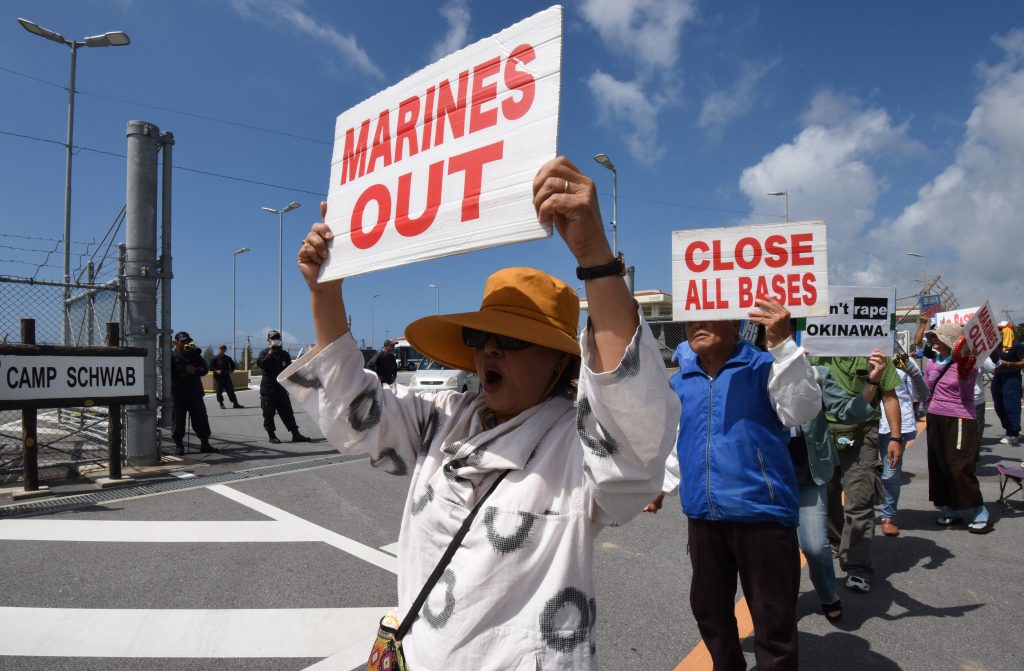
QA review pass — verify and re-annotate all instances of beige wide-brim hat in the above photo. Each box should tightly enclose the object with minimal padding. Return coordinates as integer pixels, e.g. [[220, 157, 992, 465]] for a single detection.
[[925, 322, 964, 350], [405, 267, 581, 373]]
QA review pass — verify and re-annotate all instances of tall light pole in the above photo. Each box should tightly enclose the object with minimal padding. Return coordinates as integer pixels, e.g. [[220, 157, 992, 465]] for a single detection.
[[261, 201, 301, 339], [906, 252, 927, 293], [429, 283, 440, 315], [767, 191, 789, 222], [232, 247, 250, 362], [370, 292, 380, 349], [593, 153, 617, 256], [18, 18, 131, 343]]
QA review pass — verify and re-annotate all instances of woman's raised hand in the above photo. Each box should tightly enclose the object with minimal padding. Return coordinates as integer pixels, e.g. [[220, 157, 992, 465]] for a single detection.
[[297, 201, 337, 291]]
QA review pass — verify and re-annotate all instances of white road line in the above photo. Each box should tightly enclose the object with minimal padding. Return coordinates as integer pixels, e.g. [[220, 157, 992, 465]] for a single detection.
[[0, 519, 316, 543], [208, 484, 398, 574], [379, 542, 399, 556], [0, 606, 387, 658]]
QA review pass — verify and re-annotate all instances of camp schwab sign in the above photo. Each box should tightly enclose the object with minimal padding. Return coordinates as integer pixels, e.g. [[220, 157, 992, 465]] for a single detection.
[[320, 6, 563, 281], [671, 221, 829, 321]]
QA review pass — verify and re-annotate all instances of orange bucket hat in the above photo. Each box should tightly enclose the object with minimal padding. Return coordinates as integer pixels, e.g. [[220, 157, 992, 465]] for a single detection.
[[405, 267, 581, 373]]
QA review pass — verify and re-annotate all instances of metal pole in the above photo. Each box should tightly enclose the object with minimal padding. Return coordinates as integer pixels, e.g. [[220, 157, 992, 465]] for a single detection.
[[124, 120, 161, 466], [278, 211, 283, 338], [21, 319, 39, 491], [159, 132, 174, 430], [370, 295, 376, 350], [611, 167, 618, 258], [233, 252, 238, 362], [106, 322, 122, 480], [784, 193, 789, 223], [86, 261, 95, 346], [62, 43, 78, 345]]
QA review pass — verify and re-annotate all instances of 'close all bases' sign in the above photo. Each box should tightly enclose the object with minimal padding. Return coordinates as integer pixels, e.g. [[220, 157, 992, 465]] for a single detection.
[[801, 286, 897, 356], [671, 221, 829, 321], [320, 6, 563, 280]]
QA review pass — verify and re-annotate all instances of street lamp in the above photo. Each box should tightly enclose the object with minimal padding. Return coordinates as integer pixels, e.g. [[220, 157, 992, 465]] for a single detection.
[[232, 247, 250, 362], [767, 191, 789, 222], [370, 293, 381, 349], [18, 17, 131, 342], [593, 153, 617, 256], [906, 252, 927, 292], [429, 283, 440, 315], [261, 201, 301, 338]]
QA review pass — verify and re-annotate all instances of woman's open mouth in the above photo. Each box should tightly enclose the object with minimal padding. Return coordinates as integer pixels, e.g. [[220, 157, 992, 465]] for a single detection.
[[483, 368, 503, 391]]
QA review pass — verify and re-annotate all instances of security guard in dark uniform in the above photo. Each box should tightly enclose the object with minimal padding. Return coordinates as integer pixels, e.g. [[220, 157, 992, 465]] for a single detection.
[[170, 331, 216, 454], [256, 330, 311, 444], [211, 344, 244, 409]]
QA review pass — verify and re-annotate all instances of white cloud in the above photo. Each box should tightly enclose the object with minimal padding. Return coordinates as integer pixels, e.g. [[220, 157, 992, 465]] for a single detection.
[[855, 29, 1024, 309], [699, 57, 782, 134], [230, 0, 383, 79], [580, 0, 696, 70], [587, 71, 669, 162], [429, 0, 472, 62], [580, 0, 696, 162], [738, 90, 918, 288]]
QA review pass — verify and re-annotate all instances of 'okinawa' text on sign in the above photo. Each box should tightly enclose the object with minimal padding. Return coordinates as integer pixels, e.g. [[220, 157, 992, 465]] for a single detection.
[[801, 286, 896, 356], [671, 221, 829, 321], [963, 300, 1001, 360], [321, 5, 563, 280]]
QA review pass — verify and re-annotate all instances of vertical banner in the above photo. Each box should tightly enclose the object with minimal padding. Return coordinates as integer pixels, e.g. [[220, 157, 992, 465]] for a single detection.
[[963, 300, 1001, 359], [801, 286, 897, 356], [671, 221, 829, 321], [320, 5, 563, 281]]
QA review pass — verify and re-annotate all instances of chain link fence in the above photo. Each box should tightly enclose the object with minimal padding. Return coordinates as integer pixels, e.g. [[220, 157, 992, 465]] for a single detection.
[[0, 275, 128, 484]]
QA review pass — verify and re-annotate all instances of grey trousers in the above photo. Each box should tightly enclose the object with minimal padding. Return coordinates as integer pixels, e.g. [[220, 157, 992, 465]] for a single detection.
[[827, 425, 883, 578]]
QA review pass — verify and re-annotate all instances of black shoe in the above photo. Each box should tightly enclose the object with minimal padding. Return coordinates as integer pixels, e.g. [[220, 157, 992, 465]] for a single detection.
[[174, 445, 185, 456], [268, 434, 281, 444], [219, 404, 225, 409], [199, 443, 219, 453], [232, 404, 244, 408], [291, 432, 311, 443]]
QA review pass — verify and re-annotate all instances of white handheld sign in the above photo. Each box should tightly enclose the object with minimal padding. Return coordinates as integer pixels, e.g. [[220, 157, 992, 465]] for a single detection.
[[321, 5, 563, 280], [671, 221, 829, 321], [802, 286, 896, 356], [963, 301, 1001, 359]]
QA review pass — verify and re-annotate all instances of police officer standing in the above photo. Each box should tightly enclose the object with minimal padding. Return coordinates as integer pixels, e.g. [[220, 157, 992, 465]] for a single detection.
[[256, 330, 311, 444], [170, 331, 216, 455], [367, 339, 399, 387], [211, 344, 244, 409]]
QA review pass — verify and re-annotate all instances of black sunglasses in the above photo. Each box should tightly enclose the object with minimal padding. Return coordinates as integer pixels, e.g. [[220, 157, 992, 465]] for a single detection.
[[462, 327, 534, 351]]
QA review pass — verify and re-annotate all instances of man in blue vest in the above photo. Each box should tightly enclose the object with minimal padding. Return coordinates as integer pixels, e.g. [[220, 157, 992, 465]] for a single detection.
[[665, 297, 821, 670]]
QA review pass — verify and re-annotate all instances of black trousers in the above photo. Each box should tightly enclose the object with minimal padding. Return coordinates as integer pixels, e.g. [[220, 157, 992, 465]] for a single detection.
[[172, 392, 211, 445], [213, 374, 239, 405], [688, 518, 800, 671], [262, 390, 298, 435]]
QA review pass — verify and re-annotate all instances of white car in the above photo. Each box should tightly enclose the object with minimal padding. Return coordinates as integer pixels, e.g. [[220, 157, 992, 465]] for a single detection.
[[408, 358, 480, 393]]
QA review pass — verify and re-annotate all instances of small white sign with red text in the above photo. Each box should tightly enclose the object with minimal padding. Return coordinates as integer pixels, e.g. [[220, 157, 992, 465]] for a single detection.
[[963, 300, 1001, 359], [671, 221, 829, 321], [935, 307, 978, 328], [320, 6, 562, 280]]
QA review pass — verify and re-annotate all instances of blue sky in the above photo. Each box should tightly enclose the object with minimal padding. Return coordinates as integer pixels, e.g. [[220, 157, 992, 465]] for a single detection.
[[2, 0, 1023, 352]]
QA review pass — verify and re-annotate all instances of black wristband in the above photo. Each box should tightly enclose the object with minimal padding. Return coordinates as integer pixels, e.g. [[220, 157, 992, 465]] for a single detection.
[[576, 253, 626, 281], [889, 436, 903, 443]]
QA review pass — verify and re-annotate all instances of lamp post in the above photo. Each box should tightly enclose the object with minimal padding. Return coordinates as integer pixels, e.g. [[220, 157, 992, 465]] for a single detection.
[[261, 201, 301, 338], [370, 292, 380, 349], [906, 252, 927, 293], [429, 283, 440, 315], [18, 18, 131, 343], [232, 247, 250, 362], [767, 191, 789, 222], [592, 153, 617, 256]]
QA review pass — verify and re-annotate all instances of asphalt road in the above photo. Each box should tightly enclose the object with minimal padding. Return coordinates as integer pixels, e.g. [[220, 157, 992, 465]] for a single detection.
[[1, 387, 1023, 670]]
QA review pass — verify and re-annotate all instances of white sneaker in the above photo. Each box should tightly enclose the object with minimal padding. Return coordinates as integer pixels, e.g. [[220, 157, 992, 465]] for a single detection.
[[1000, 436, 1012, 444]]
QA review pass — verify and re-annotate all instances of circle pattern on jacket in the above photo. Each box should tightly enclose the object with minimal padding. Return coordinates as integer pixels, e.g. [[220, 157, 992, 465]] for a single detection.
[[422, 568, 456, 629], [347, 389, 381, 431], [539, 586, 592, 652], [575, 396, 618, 457], [483, 507, 535, 554]]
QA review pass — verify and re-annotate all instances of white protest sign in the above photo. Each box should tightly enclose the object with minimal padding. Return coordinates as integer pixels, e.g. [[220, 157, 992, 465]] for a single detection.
[[801, 286, 896, 356], [671, 221, 829, 321], [935, 306, 978, 327], [0, 355, 144, 403], [963, 300, 1001, 359], [320, 6, 562, 281]]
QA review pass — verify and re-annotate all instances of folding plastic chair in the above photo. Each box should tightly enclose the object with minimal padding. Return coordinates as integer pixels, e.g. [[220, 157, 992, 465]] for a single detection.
[[995, 464, 1024, 510]]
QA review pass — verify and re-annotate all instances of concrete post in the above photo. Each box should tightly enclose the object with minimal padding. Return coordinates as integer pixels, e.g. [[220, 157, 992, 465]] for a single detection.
[[123, 120, 161, 466]]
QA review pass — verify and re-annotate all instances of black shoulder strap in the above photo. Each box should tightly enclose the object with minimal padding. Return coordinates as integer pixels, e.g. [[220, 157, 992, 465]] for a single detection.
[[395, 469, 511, 640], [927, 362, 954, 399]]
